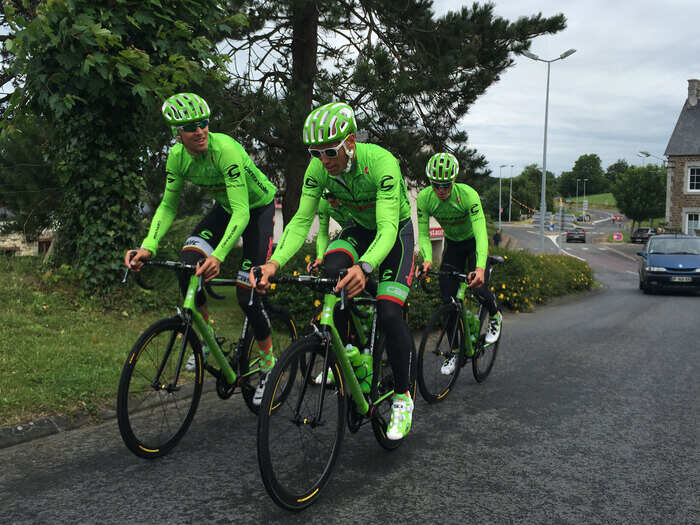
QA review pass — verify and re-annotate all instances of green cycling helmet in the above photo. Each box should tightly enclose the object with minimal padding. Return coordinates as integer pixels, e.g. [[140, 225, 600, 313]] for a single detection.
[[425, 152, 459, 183], [162, 93, 210, 135], [303, 102, 357, 146]]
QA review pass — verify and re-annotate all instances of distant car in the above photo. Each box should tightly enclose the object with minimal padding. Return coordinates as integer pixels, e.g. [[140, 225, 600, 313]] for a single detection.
[[566, 227, 586, 243], [631, 227, 653, 243], [637, 234, 700, 293]]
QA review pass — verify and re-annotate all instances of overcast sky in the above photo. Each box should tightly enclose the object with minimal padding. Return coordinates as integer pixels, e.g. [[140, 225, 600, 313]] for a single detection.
[[433, 0, 700, 178]]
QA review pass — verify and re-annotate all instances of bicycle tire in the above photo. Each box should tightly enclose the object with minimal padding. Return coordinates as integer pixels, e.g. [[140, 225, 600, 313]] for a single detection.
[[417, 304, 464, 403], [241, 304, 298, 414], [257, 335, 346, 510], [472, 307, 501, 382], [117, 317, 203, 459], [370, 334, 416, 450]]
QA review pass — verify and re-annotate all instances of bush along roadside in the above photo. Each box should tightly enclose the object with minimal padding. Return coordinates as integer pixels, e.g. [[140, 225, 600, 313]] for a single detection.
[[269, 244, 595, 333]]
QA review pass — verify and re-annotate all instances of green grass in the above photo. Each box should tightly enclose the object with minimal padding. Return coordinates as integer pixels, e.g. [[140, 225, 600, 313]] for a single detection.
[[567, 192, 617, 208], [0, 256, 246, 428]]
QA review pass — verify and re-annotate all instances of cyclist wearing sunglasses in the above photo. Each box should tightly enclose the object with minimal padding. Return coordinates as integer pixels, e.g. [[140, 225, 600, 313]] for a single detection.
[[415, 153, 502, 371], [252, 101, 416, 440], [124, 92, 278, 404]]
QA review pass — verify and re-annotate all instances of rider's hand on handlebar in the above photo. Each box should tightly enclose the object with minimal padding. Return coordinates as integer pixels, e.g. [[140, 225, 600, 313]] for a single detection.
[[196, 255, 222, 282], [335, 264, 366, 299], [124, 248, 152, 272], [250, 262, 278, 294], [307, 258, 323, 274], [468, 267, 485, 289], [416, 260, 432, 279]]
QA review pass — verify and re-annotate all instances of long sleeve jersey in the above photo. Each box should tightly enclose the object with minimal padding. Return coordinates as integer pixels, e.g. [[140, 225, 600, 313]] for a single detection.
[[416, 183, 488, 268], [141, 132, 276, 261], [271, 142, 411, 269]]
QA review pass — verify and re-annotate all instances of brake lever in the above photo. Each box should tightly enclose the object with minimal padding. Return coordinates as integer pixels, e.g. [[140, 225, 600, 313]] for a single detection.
[[249, 266, 263, 306]]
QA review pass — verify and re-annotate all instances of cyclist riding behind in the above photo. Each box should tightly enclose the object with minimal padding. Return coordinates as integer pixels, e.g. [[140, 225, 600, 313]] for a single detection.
[[253, 102, 416, 440], [307, 191, 353, 273], [124, 92, 277, 406], [415, 152, 502, 375]]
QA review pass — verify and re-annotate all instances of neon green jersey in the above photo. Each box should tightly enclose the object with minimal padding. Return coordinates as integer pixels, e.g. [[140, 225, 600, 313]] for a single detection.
[[416, 183, 488, 268], [271, 142, 411, 269], [141, 132, 276, 260], [316, 198, 353, 259]]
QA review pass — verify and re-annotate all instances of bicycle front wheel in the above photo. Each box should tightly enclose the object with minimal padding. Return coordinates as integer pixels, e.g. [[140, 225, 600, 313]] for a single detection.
[[257, 336, 346, 510], [241, 304, 298, 415], [417, 304, 463, 403], [472, 308, 501, 382], [117, 317, 203, 459]]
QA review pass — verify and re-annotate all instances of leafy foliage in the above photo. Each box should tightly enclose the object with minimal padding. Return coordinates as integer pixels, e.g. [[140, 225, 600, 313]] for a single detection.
[[0, 113, 57, 240], [611, 164, 666, 230], [558, 153, 609, 197], [216, 1, 566, 222], [2, 0, 243, 292]]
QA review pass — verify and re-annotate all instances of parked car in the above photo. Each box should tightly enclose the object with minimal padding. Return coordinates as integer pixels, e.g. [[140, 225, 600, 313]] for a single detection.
[[566, 227, 586, 243], [637, 234, 700, 293], [631, 227, 653, 243]]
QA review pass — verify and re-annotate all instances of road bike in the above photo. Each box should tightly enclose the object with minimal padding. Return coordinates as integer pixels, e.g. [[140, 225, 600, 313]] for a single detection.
[[117, 260, 297, 459], [255, 270, 415, 510], [416, 256, 503, 404]]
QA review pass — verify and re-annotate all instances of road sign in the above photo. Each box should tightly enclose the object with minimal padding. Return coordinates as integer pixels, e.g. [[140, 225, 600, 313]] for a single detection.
[[613, 232, 623, 241]]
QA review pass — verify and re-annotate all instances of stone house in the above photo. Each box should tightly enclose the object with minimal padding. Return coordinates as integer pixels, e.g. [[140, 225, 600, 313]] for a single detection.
[[664, 78, 700, 234]]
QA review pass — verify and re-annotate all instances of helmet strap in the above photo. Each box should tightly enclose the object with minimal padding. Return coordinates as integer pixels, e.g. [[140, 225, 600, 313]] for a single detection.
[[343, 142, 355, 173]]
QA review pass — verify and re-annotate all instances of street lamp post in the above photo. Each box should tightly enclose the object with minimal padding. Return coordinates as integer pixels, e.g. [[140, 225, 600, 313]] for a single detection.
[[498, 164, 507, 230], [523, 48, 577, 253], [508, 164, 514, 222], [582, 178, 589, 216], [576, 178, 580, 215]]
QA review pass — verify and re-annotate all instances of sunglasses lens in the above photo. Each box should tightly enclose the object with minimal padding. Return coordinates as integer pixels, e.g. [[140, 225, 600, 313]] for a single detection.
[[309, 149, 323, 158], [433, 182, 451, 189], [324, 148, 339, 158], [198, 119, 209, 129], [180, 123, 196, 132]]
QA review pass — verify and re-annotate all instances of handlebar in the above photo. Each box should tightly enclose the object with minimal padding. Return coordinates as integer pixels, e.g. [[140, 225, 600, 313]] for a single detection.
[[122, 259, 223, 299]]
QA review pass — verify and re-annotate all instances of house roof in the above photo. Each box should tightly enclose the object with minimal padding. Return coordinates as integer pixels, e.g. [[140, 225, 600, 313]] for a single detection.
[[665, 101, 700, 156]]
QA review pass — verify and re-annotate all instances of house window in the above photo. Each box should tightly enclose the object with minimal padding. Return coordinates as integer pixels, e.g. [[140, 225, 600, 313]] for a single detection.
[[689, 167, 700, 192], [688, 213, 700, 234]]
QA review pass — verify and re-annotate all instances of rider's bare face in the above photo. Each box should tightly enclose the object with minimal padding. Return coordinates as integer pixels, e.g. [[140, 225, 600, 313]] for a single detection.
[[179, 124, 209, 155], [317, 134, 355, 176]]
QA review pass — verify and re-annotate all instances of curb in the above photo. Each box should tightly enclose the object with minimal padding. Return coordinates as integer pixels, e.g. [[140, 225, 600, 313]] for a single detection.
[[0, 409, 116, 451]]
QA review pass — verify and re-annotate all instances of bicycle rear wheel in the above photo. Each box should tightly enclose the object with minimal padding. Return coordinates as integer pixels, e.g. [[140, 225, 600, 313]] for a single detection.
[[257, 335, 346, 510], [472, 307, 501, 382], [241, 304, 298, 414], [370, 334, 416, 450], [417, 304, 463, 403], [117, 317, 203, 459]]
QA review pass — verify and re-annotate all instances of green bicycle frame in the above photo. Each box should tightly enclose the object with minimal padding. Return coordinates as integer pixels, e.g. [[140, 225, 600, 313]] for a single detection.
[[319, 293, 370, 416], [183, 275, 237, 384]]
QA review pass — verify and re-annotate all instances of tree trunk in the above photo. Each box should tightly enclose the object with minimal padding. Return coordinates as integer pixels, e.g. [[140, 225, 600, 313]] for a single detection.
[[282, 0, 318, 226]]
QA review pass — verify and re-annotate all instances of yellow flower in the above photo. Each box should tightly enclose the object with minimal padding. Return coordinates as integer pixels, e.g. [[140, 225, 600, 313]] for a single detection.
[[270, 283, 277, 290], [304, 254, 311, 263], [293, 270, 299, 276], [314, 299, 321, 307], [501, 283, 506, 289], [498, 293, 504, 300]]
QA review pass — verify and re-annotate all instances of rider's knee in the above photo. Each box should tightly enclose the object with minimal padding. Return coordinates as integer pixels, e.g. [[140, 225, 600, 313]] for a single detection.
[[323, 250, 353, 279]]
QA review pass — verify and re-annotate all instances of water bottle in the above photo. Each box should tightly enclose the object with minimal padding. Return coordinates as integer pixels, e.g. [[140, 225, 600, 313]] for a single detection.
[[358, 348, 373, 394]]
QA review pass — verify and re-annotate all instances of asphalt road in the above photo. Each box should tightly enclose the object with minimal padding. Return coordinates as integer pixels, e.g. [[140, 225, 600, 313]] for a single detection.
[[1, 224, 698, 524]]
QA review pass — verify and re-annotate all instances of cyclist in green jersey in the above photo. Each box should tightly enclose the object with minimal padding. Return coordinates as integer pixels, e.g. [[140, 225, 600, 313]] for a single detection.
[[253, 102, 416, 440], [124, 92, 278, 405], [416, 153, 502, 374]]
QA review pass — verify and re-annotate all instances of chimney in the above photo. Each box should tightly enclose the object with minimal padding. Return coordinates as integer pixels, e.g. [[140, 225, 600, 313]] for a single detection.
[[689, 78, 700, 106]]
